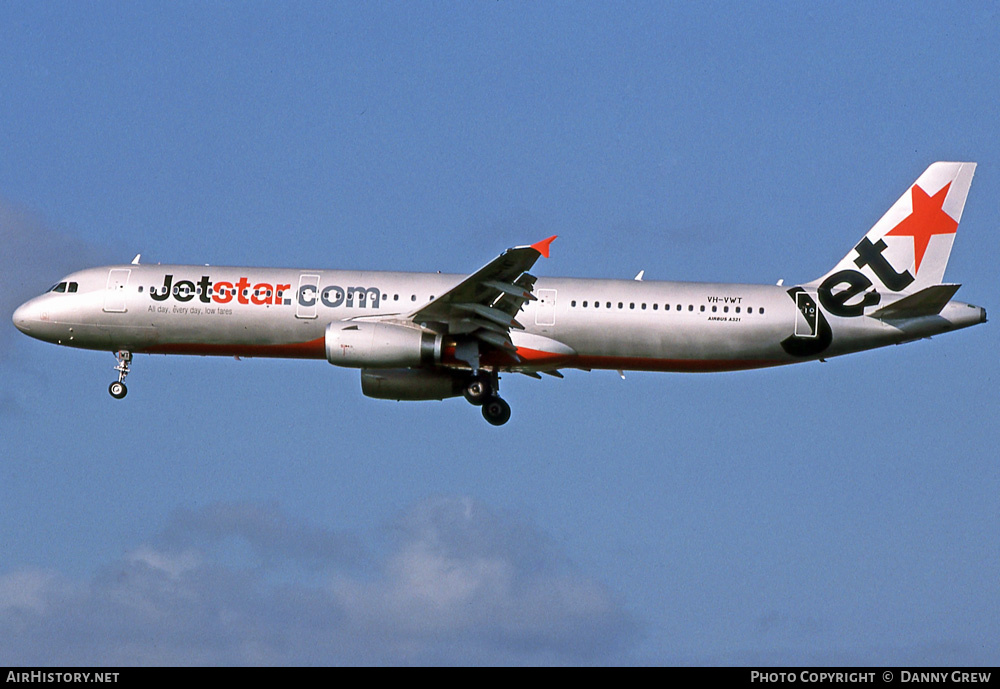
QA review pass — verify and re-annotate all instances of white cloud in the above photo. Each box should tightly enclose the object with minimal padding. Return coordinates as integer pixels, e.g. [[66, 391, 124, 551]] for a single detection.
[[0, 570, 68, 614], [127, 547, 201, 579], [0, 497, 636, 665]]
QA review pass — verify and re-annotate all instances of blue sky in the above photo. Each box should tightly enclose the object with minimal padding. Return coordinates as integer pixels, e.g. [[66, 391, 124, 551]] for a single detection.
[[1, 1, 998, 665]]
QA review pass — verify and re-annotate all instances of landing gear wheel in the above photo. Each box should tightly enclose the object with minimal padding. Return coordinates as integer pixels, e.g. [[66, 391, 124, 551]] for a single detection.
[[481, 396, 511, 426], [110, 350, 132, 399], [109, 381, 128, 399], [463, 376, 492, 406]]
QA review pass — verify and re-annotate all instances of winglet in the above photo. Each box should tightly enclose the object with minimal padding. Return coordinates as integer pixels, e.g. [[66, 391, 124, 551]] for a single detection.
[[531, 235, 557, 258]]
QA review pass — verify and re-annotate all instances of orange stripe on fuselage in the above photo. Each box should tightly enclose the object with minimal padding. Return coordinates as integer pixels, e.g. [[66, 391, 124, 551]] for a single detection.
[[138, 337, 326, 359], [567, 355, 787, 373], [476, 346, 786, 373], [137, 340, 785, 371]]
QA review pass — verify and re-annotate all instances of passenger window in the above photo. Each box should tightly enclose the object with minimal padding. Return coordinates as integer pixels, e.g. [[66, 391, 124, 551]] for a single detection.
[[653, 303, 658, 310], [618, 302, 623, 309], [583, 301, 588, 307], [641, 303, 646, 310], [688, 305, 693, 312], [712, 306, 717, 312], [723, 306, 728, 313], [700, 305, 705, 312], [629, 303, 635, 309], [735, 306, 740, 313], [571, 300, 577, 307], [606, 302, 611, 308]]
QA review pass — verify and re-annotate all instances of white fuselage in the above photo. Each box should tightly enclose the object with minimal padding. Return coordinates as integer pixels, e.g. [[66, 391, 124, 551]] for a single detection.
[[12, 263, 986, 373]]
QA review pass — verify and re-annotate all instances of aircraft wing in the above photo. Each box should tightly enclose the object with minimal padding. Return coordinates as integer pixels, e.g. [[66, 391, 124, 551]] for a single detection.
[[408, 236, 556, 364]]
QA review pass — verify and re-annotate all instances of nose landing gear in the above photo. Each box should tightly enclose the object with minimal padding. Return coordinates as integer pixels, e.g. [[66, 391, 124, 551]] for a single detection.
[[109, 350, 131, 399]]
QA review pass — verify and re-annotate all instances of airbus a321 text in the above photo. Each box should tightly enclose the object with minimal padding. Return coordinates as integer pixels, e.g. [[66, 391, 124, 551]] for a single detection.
[[13, 162, 986, 425]]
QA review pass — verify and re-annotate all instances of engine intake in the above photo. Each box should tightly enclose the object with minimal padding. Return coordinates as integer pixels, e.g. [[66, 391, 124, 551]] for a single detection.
[[325, 322, 442, 368]]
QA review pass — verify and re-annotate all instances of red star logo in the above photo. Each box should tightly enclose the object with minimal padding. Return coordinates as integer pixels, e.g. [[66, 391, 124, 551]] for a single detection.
[[884, 183, 957, 274]]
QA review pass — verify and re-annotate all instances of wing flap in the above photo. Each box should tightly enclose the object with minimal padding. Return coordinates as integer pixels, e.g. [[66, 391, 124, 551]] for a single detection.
[[475, 329, 517, 352], [481, 279, 536, 301], [453, 302, 525, 330], [448, 317, 510, 336], [491, 273, 538, 318]]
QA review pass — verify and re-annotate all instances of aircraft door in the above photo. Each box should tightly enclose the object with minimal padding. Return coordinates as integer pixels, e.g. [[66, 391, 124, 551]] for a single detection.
[[535, 289, 556, 326], [296, 274, 321, 319], [794, 291, 819, 338], [103, 269, 131, 313]]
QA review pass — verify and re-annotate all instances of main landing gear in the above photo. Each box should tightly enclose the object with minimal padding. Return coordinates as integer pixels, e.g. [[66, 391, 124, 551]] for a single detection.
[[463, 371, 511, 426], [481, 396, 511, 426], [109, 350, 131, 399]]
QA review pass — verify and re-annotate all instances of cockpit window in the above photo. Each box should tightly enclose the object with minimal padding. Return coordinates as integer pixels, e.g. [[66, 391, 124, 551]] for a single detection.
[[68, 282, 78, 293], [52, 282, 67, 293]]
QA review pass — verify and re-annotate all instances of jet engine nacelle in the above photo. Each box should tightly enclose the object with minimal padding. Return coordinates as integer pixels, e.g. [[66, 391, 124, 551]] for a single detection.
[[325, 322, 442, 368], [360, 368, 465, 401]]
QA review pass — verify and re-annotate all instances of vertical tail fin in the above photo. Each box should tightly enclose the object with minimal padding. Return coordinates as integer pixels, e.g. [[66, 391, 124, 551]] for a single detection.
[[812, 162, 976, 296]]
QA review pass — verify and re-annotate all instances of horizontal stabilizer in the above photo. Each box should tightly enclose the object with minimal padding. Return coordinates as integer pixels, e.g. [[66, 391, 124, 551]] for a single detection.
[[871, 284, 961, 320]]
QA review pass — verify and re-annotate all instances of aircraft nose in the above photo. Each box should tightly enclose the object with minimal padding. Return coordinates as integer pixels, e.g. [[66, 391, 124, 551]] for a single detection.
[[12, 300, 36, 334]]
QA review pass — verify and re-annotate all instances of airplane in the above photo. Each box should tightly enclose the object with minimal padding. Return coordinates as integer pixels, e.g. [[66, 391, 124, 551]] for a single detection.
[[11, 162, 986, 425]]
